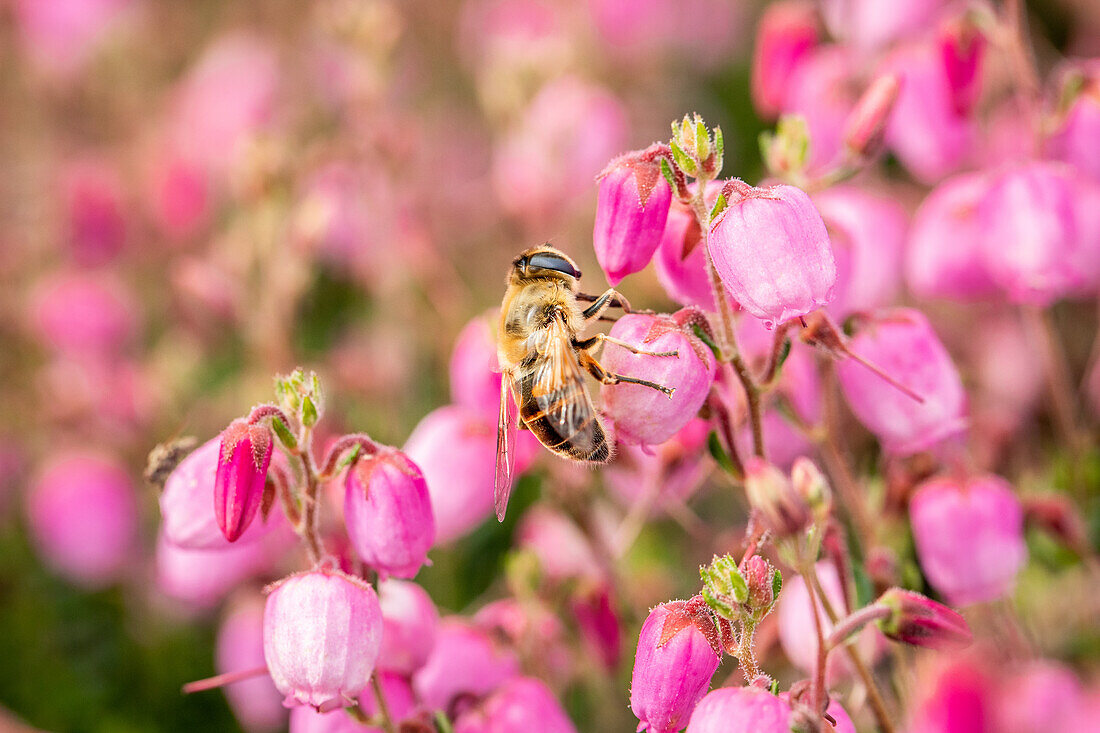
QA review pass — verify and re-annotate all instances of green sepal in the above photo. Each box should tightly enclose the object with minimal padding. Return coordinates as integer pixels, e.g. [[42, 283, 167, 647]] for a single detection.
[[709, 191, 728, 221], [660, 157, 678, 191], [694, 117, 710, 161], [270, 416, 298, 452], [670, 139, 697, 177], [713, 125, 724, 171], [301, 395, 319, 428]]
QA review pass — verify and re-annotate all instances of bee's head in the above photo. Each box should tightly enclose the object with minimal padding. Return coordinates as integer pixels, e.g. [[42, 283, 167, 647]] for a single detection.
[[510, 245, 582, 285]]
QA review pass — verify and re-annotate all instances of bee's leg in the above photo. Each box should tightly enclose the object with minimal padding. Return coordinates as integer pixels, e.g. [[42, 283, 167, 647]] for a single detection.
[[579, 288, 633, 323], [578, 351, 675, 398], [574, 333, 679, 358]]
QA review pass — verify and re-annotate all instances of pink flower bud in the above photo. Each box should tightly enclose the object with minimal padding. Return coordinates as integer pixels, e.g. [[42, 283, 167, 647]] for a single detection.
[[977, 161, 1086, 304], [454, 677, 577, 733], [814, 185, 906, 318], [837, 309, 967, 455], [474, 598, 572, 684], [751, 1, 819, 119], [377, 579, 439, 676], [450, 312, 504, 423], [743, 556, 775, 611], [687, 686, 858, 733], [1047, 65, 1100, 181], [215, 420, 274, 543], [884, 43, 975, 184], [906, 172, 999, 301], [30, 272, 137, 358], [148, 154, 210, 241], [412, 618, 520, 712], [778, 561, 881, 684], [263, 569, 383, 711], [344, 449, 435, 579], [630, 597, 720, 733], [909, 475, 1026, 606], [708, 181, 836, 327], [938, 16, 986, 115], [877, 588, 972, 650], [744, 457, 811, 538], [843, 73, 902, 159], [593, 146, 674, 285], [403, 406, 495, 544], [600, 313, 716, 445], [217, 599, 287, 733], [161, 437, 284, 550], [61, 159, 127, 267], [26, 452, 137, 589]]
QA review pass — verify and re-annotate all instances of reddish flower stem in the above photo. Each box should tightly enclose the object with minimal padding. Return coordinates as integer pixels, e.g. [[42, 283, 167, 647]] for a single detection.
[[182, 666, 269, 694], [318, 433, 382, 479], [825, 604, 892, 651]]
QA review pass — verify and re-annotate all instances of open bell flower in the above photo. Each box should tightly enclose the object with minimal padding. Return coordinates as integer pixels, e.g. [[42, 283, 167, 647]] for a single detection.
[[215, 419, 274, 542], [377, 579, 439, 676], [263, 568, 383, 711], [344, 448, 435, 579], [593, 144, 674, 285], [686, 686, 857, 733], [454, 677, 578, 733], [630, 596, 721, 733], [707, 180, 836, 328], [836, 308, 967, 455], [600, 311, 717, 446], [909, 474, 1026, 606]]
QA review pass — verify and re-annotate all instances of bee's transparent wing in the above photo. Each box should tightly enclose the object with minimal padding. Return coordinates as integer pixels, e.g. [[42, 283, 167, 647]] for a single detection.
[[531, 318, 600, 454], [494, 371, 519, 522]]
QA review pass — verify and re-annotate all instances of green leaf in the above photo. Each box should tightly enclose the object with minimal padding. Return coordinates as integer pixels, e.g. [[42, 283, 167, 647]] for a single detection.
[[660, 157, 677, 191], [771, 568, 783, 602], [694, 117, 710, 161], [270, 416, 298, 451], [707, 432, 736, 476], [714, 125, 725, 170], [709, 191, 728, 221], [337, 443, 361, 471], [670, 140, 697, 177], [301, 395, 319, 428]]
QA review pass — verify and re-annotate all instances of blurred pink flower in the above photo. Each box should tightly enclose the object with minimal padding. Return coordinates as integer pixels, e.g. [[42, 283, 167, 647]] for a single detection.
[[603, 418, 712, 511], [687, 686, 856, 733], [13, 0, 132, 77], [998, 662, 1088, 733], [217, 598, 286, 733], [30, 271, 137, 359], [516, 506, 602, 584], [377, 579, 439, 676], [781, 45, 858, 173], [820, 0, 946, 53], [907, 657, 994, 733], [412, 618, 520, 712], [1046, 63, 1100, 181], [909, 474, 1027, 606], [454, 677, 577, 733], [26, 452, 137, 589], [60, 159, 127, 266], [751, 1, 820, 119], [450, 311, 504, 424]]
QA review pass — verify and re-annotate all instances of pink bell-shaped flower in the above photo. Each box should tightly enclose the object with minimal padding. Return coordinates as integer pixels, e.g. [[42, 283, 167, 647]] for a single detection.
[[909, 474, 1027, 606], [377, 579, 439, 675], [215, 419, 274, 543], [600, 311, 717, 446], [686, 686, 857, 733], [708, 180, 836, 327], [344, 448, 435, 579], [906, 172, 999, 301], [454, 677, 578, 733], [26, 451, 137, 589], [412, 618, 520, 712], [449, 311, 504, 423], [837, 308, 967, 455], [751, 1, 819, 119], [593, 144, 674, 285], [263, 569, 383, 711], [630, 596, 721, 733]]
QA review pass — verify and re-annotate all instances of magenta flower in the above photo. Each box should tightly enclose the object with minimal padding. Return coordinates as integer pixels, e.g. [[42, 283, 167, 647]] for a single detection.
[[906, 172, 999, 301], [998, 662, 1090, 733], [412, 618, 520, 712], [708, 181, 835, 327], [26, 452, 137, 589], [600, 312, 716, 445], [450, 311, 505, 423], [883, 42, 975, 184], [61, 159, 127, 266], [938, 15, 986, 115], [455, 677, 578, 733], [217, 599, 286, 733], [814, 185, 906, 318], [909, 475, 1027, 606], [215, 420, 274, 543], [877, 588, 973, 650], [630, 597, 720, 733], [263, 568, 383, 711], [593, 145, 673, 285], [837, 309, 967, 455], [977, 161, 1087, 304], [570, 584, 623, 671], [344, 448, 435, 579], [161, 437, 283, 550], [906, 657, 994, 733], [751, 1, 819, 119], [377, 579, 440, 676]]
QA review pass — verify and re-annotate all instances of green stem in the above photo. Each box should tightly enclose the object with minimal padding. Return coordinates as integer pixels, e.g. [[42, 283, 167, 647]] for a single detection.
[[370, 675, 397, 733]]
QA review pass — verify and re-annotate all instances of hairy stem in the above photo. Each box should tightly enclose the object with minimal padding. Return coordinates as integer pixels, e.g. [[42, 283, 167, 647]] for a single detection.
[[736, 620, 761, 681], [826, 604, 892, 651], [297, 426, 324, 565]]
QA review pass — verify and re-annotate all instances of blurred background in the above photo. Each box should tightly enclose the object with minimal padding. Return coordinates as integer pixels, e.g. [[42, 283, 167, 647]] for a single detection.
[[1, 1, 1098, 731]]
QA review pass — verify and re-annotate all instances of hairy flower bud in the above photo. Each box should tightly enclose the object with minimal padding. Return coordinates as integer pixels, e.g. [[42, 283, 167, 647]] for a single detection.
[[593, 145, 673, 285], [377, 579, 439, 676], [630, 597, 721, 733], [877, 588, 973, 650], [344, 448, 435, 579], [837, 309, 967, 455], [708, 181, 836, 327], [909, 475, 1026, 606], [263, 569, 383, 711], [215, 419, 274, 542], [600, 312, 716, 445]]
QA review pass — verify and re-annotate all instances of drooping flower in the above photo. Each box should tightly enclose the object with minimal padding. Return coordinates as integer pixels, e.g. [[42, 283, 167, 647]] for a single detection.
[[377, 579, 439, 676], [750, 1, 819, 119], [454, 677, 578, 733], [877, 588, 973, 650], [412, 618, 520, 713], [215, 420, 274, 543]]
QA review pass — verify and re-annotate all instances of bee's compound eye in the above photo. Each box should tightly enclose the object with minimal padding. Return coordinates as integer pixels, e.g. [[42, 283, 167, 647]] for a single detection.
[[527, 253, 581, 279]]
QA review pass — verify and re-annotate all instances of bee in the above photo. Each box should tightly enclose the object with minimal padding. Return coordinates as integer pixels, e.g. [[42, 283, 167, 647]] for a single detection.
[[494, 245, 678, 521]]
